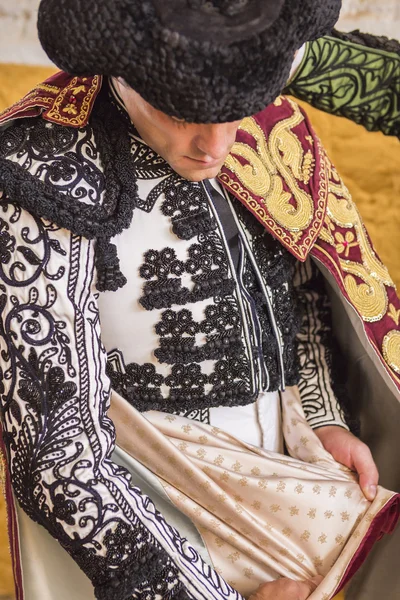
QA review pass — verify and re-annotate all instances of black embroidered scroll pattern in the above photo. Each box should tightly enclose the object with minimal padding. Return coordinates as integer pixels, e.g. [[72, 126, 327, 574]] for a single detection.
[[0, 200, 199, 600], [295, 260, 357, 433], [0, 116, 105, 205]]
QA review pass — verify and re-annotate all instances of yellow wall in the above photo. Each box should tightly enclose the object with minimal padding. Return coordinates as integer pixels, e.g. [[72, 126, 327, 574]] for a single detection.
[[1, 64, 399, 598]]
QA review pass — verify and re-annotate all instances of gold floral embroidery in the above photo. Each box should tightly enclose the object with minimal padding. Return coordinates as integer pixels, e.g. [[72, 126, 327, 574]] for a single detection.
[[63, 103, 78, 115], [313, 555, 323, 568], [70, 84, 87, 96], [313, 484, 322, 495], [341, 511, 350, 522], [300, 530, 311, 541], [318, 533, 328, 544], [228, 551, 241, 563], [297, 553, 305, 563], [382, 330, 400, 374], [289, 506, 299, 516], [270, 504, 281, 513], [276, 481, 286, 492], [335, 231, 358, 257], [323, 164, 395, 324], [46, 75, 101, 127], [388, 303, 400, 326], [335, 534, 345, 545], [282, 527, 292, 537], [259, 537, 270, 547], [308, 508, 317, 519], [329, 486, 337, 497]]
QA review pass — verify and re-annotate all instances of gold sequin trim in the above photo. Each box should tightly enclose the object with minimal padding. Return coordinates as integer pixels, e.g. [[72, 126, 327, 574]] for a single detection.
[[382, 331, 400, 374]]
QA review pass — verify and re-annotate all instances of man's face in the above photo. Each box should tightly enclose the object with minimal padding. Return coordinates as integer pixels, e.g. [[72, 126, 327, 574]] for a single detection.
[[115, 79, 242, 182]]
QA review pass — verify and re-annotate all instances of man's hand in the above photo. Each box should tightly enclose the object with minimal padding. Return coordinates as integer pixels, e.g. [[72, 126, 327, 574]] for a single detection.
[[249, 576, 323, 600], [315, 426, 379, 501]]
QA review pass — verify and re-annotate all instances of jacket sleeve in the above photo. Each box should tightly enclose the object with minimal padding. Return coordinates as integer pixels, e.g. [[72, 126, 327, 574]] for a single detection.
[[0, 196, 243, 600], [293, 256, 358, 432], [285, 30, 400, 138]]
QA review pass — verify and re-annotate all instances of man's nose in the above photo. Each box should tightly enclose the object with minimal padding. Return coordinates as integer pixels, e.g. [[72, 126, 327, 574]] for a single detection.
[[194, 123, 237, 160]]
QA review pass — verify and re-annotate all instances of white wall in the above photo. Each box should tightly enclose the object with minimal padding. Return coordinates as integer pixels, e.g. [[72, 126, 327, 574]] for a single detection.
[[0, 0, 399, 66], [339, 0, 400, 39]]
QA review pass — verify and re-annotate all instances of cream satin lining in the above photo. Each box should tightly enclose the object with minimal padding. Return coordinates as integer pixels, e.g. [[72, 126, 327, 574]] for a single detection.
[[110, 386, 396, 600]]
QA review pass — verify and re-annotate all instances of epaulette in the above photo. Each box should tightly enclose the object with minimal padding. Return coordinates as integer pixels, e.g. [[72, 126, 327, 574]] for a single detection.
[[0, 71, 102, 129]]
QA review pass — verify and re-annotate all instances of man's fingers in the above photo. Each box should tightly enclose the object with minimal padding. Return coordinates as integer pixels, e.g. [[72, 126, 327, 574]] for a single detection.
[[250, 576, 324, 600], [352, 444, 379, 501]]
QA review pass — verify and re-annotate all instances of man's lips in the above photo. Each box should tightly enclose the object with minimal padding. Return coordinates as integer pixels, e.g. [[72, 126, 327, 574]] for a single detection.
[[184, 156, 223, 168]]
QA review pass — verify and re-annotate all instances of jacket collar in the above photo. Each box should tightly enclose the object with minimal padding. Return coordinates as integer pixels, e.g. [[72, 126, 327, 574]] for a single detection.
[[0, 72, 327, 261]]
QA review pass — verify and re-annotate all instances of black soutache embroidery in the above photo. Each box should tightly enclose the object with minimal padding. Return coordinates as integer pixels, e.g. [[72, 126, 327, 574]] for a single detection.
[[154, 304, 242, 365], [0, 199, 192, 600], [107, 356, 252, 414], [161, 179, 217, 240], [139, 240, 235, 311], [233, 198, 302, 390], [0, 84, 141, 292]]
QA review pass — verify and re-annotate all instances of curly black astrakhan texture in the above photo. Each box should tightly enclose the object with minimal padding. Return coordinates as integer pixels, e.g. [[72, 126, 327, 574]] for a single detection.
[[38, 0, 341, 123]]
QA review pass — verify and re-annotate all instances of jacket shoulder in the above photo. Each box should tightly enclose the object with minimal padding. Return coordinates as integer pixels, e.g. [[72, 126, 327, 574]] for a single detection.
[[219, 95, 327, 262], [0, 72, 102, 129]]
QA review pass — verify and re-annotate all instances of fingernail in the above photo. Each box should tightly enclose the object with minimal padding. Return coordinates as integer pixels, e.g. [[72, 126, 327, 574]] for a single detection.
[[367, 485, 377, 500]]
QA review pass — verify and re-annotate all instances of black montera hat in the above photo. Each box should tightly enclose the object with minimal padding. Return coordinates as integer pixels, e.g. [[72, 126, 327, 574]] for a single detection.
[[38, 0, 342, 123]]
